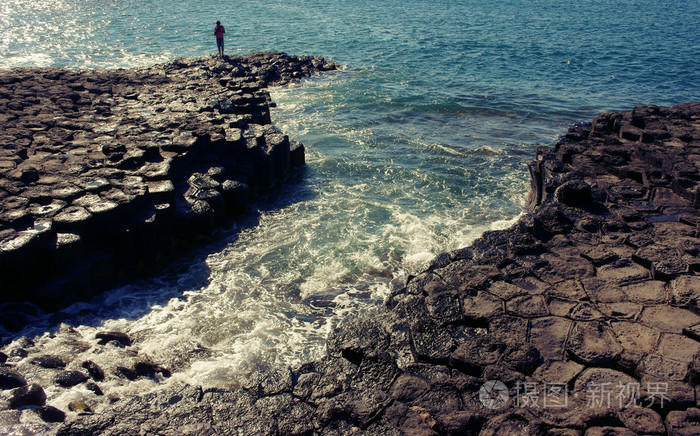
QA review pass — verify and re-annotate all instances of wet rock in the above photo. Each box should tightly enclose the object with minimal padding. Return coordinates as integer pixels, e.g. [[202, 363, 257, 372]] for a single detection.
[[0, 367, 27, 389], [8, 348, 28, 358], [85, 382, 103, 396], [134, 360, 171, 379], [115, 366, 139, 381], [256, 394, 315, 434], [316, 390, 390, 427], [95, 331, 132, 346], [55, 370, 89, 387], [327, 317, 391, 362], [204, 389, 271, 434], [67, 399, 93, 414], [290, 141, 306, 167], [411, 317, 454, 361], [37, 405, 66, 423], [9, 383, 46, 408], [81, 360, 105, 380], [30, 354, 67, 369], [221, 179, 250, 212]]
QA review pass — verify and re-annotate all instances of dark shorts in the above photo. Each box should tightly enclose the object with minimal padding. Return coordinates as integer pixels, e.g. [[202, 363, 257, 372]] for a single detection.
[[217, 38, 224, 48]]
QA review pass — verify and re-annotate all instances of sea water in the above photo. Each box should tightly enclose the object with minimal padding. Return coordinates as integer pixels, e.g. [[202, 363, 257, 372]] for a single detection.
[[1, 0, 699, 388]]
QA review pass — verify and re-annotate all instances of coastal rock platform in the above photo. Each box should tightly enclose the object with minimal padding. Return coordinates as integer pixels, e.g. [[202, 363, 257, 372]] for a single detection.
[[1, 91, 699, 433], [0, 52, 338, 314]]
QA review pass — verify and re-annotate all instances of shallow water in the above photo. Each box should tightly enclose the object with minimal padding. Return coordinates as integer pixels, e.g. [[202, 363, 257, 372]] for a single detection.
[[2, 0, 699, 388]]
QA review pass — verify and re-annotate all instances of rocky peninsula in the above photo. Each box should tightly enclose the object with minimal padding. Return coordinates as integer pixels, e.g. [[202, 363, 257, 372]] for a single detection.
[[1, 56, 699, 434], [0, 52, 338, 316]]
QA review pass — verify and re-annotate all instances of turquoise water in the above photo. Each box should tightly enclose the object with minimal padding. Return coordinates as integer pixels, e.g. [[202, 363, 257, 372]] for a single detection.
[[2, 0, 700, 383]]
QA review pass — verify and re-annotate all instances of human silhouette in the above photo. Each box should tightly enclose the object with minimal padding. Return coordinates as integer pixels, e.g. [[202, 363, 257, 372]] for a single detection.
[[214, 21, 225, 57]]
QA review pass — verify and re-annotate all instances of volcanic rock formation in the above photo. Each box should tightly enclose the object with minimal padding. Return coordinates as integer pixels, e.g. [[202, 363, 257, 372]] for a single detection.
[[0, 52, 338, 313], [1, 64, 699, 434]]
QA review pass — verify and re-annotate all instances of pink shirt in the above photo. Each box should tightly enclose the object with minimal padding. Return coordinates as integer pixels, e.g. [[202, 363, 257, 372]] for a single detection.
[[214, 25, 225, 39]]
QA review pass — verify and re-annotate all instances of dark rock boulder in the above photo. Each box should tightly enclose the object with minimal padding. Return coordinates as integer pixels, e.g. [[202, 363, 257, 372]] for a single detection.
[[554, 179, 594, 207], [37, 405, 66, 423], [55, 370, 89, 387], [95, 331, 132, 346], [81, 360, 105, 380], [30, 354, 67, 369], [67, 400, 93, 415], [327, 317, 391, 362], [9, 383, 46, 408], [134, 361, 171, 379], [85, 382, 103, 396], [115, 366, 139, 381], [0, 367, 27, 389]]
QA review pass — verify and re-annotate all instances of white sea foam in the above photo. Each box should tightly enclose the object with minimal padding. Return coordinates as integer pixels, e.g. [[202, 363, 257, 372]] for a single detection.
[[0, 53, 53, 68]]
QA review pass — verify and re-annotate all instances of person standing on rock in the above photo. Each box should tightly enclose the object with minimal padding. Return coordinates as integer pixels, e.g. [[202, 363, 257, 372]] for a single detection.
[[214, 21, 225, 57]]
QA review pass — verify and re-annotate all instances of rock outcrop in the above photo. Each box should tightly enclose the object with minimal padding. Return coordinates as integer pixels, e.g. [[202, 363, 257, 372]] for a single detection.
[[0, 52, 338, 313], [47, 103, 700, 435], [2, 95, 699, 434]]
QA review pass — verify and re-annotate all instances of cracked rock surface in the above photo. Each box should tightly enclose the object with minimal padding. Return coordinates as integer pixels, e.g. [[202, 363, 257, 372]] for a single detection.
[[2, 92, 699, 433], [0, 52, 338, 312]]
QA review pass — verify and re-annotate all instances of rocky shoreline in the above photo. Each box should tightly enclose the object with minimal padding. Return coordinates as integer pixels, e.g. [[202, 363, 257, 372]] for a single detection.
[[0, 52, 338, 317], [1, 69, 699, 434]]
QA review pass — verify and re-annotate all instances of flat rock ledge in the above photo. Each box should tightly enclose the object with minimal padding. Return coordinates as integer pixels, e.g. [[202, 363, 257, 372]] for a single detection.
[[0, 52, 338, 314], [2, 103, 699, 435]]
